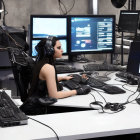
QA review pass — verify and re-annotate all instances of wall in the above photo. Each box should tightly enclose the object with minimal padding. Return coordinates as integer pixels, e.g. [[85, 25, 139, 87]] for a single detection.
[[2, 0, 90, 29], [2, 0, 140, 63], [98, 0, 140, 23]]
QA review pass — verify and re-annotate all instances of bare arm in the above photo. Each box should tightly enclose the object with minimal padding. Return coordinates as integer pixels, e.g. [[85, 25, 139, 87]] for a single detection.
[[57, 75, 73, 81], [39, 64, 77, 99]]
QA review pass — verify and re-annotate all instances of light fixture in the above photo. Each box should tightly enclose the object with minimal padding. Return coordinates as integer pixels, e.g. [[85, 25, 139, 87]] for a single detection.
[[111, 0, 127, 8], [111, 0, 136, 10]]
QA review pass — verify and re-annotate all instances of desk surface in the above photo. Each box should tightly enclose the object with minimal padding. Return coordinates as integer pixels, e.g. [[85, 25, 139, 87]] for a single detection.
[[14, 71, 138, 108], [53, 71, 138, 108], [1, 103, 140, 140], [1, 72, 140, 140], [31, 103, 140, 140]]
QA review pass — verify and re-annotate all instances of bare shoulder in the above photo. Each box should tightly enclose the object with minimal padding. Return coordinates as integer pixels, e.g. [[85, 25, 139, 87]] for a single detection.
[[41, 64, 55, 73], [40, 64, 55, 80], [42, 64, 54, 70]]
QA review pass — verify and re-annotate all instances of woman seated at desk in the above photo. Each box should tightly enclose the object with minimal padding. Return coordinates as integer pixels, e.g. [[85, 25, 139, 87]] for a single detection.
[[20, 36, 90, 115]]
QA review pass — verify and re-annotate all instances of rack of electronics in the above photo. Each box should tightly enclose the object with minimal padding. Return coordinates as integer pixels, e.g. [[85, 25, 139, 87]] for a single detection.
[[30, 15, 116, 63]]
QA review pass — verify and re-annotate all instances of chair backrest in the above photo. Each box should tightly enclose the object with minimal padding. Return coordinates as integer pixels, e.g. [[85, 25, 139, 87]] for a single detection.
[[9, 49, 35, 102]]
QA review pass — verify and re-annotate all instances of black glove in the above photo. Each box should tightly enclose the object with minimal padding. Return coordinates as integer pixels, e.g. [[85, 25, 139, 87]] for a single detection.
[[76, 85, 91, 95]]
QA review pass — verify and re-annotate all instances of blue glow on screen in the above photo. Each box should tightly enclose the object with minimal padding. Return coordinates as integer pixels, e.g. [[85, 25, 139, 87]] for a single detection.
[[33, 18, 67, 38], [32, 39, 67, 57], [71, 17, 114, 52]]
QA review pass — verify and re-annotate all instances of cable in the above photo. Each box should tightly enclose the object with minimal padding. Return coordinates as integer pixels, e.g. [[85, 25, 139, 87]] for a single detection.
[[122, 83, 137, 93], [0, 26, 24, 49], [58, 0, 75, 15], [90, 87, 107, 104], [66, 0, 75, 14], [58, 0, 67, 15], [28, 117, 59, 140], [89, 92, 96, 101]]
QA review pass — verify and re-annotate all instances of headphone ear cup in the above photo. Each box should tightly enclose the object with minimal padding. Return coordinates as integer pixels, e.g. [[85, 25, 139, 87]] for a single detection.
[[44, 37, 54, 56]]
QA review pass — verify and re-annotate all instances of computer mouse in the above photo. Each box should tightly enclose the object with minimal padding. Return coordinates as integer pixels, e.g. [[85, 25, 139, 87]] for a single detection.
[[102, 85, 126, 94]]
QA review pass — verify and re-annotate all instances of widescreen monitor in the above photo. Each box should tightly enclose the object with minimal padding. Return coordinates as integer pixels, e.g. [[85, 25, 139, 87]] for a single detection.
[[30, 15, 68, 57], [69, 15, 115, 55], [118, 10, 140, 33]]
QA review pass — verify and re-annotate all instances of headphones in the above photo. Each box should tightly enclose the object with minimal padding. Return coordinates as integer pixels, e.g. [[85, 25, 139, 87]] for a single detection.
[[90, 101, 125, 112], [44, 36, 55, 56], [104, 102, 125, 111]]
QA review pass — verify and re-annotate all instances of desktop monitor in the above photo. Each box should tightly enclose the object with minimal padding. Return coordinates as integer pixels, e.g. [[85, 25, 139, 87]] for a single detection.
[[127, 41, 140, 76], [118, 10, 140, 33], [30, 15, 68, 57], [69, 15, 115, 57]]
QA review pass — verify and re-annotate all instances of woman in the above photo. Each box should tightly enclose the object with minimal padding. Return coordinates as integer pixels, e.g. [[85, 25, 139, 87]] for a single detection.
[[20, 36, 90, 115]]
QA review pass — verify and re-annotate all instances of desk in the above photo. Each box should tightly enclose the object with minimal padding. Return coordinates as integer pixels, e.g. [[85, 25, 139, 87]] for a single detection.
[[53, 72, 138, 108], [30, 104, 140, 140], [0, 117, 58, 140], [2, 72, 140, 140], [1, 103, 140, 140]]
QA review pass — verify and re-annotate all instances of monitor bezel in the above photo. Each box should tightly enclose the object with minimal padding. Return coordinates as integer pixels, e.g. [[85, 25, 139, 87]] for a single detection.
[[30, 15, 68, 57], [118, 10, 140, 33], [68, 14, 116, 55]]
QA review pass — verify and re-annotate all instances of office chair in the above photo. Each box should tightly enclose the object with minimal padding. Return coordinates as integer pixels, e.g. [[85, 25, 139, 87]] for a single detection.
[[9, 49, 35, 102], [9, 49, 57, 115]]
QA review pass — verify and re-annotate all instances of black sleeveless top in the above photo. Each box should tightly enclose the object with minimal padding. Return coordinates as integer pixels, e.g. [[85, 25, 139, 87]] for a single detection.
[[34, 79, 48, 97], [28, 59, 62, 98]]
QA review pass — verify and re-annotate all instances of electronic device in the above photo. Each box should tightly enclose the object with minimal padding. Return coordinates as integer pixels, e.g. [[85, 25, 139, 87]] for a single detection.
[[116, 41, 140, 85], [30, 15, 68, 57], [104, 102, 125, 111], [118, 10, 140, 33], [68, 15, 115, 61], [55, 65, 83, 74], [62, 80, 81, 90], [127, 41, 140, 76], [116, 72, 139, 85], [0, 90, 28, 127], [101, 85, 126, 94], [87, 77, 126, 94], [83, 63, 125, 71], [30, 15, 115, 60]]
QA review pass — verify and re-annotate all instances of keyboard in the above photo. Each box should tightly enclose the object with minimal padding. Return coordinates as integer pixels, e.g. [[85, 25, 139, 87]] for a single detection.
[[62, 80, 81, 90], [87, 77, 126, 94], [56, 65, 83, 74], [87, 77, 106, 88], [83, 63, 126, 71], [9, 48, 28, 66], [115, 71, 128, 80], [0, 91, 28, 127], [116, 71, 138, 85]]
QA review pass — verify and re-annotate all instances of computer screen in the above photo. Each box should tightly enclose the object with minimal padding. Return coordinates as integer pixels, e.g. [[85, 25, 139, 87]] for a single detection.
[[69, 15, 115, 55], [31, 39, 67, 57], [30, 15, 68, 57], [118, 10, 140, 33], [127, 41, 140, 76]]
